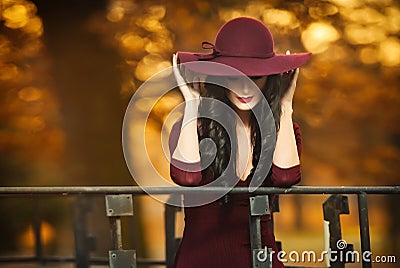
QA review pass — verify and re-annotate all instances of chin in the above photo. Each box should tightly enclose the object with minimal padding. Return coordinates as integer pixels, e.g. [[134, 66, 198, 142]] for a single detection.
[[235, 103, 254, 111]]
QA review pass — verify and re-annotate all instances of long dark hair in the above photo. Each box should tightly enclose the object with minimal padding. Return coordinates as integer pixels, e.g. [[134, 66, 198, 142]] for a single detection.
[[197, 74, 285, 188]]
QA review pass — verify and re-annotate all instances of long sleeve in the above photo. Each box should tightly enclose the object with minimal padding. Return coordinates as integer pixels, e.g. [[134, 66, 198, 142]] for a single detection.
[[169, 121, 203, 186], [270, 122, 302, 187]]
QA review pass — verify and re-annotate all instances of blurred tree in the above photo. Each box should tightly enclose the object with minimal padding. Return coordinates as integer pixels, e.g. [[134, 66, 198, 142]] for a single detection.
[[32, 0, 131, 186], [31, 0, 140, 257], [0, 0, 66, 251]]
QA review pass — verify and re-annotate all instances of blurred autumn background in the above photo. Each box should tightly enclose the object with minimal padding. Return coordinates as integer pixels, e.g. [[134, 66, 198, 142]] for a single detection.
[[0, 0, 399, 267]]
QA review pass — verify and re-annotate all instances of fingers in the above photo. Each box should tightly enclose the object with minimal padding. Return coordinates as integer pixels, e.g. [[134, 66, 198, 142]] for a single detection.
[[172, 53, 201, 100], [172, 54, 186, 85], [291, 68, 299, 84], [172, 53, 176, 67], [172, 53, 180, 76], [292, 68, 299, 81], [285, 50, 299, 78]]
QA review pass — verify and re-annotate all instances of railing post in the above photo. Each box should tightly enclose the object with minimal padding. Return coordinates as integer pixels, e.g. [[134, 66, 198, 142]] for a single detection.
[[323, 194, 354, 268], [270, 196, 282, 252], [249, 195, 272, 268], [165, 195, 182, 268], [105, 194, 136, 268], [358, 192, 372, 268], [73, 196, 96, 268], [33, 199, 44, 266]]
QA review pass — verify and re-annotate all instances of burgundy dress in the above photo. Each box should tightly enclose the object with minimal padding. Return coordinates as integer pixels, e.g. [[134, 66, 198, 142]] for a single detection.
[[169, 121, 302, 268]]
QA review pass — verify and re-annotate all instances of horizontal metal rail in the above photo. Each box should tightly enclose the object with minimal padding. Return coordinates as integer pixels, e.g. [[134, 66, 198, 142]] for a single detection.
[[0, 186, 398, 268], [0, 186, 398, 195], [0, 256, 165, 265]]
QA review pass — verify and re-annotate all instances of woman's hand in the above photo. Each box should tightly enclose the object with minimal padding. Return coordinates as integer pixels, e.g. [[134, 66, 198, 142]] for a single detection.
[[172, 53, 200, 104], [280, 51, 299, 108], [281, 68, 299, 106]]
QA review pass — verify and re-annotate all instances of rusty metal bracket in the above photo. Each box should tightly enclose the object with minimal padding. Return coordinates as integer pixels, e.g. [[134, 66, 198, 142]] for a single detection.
[[105, 194, 134, 217], [109, 250, 136, 268], [249, 195, 272, 268], [323, 194, 355, 268], [105, 194, 136, 268]]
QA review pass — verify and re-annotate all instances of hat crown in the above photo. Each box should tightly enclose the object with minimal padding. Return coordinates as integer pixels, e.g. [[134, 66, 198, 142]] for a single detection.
[[215, 17, 275, 58], [176, 16, 311, 76]]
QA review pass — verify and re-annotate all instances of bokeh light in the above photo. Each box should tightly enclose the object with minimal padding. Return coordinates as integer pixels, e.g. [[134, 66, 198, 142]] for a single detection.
[[262, 9, 299, 28], [378, 38, 400, 67], [2, 4, 30, 29], [301, 22, 340, 53]]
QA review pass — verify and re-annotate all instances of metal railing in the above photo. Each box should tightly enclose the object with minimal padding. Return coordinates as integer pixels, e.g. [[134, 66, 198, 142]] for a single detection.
[[0, 185, 398, 268]]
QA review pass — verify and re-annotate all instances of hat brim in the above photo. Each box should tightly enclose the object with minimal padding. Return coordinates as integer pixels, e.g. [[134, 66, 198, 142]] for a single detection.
[[177, 52, 312, 76]]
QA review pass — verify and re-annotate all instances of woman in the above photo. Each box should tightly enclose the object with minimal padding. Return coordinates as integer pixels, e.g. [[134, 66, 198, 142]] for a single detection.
[[169, 17, 311, 268]]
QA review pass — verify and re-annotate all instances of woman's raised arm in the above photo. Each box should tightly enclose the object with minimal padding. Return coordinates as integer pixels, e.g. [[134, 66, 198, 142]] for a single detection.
[[272, 67, 301, 168], [171, 54, 201, 164]]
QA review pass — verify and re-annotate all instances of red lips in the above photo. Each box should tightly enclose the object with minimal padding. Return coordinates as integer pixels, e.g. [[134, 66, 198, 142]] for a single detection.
[[237, 96, 253, 103]]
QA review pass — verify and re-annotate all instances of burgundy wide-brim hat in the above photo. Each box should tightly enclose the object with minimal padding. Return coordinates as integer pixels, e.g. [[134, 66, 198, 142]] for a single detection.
[[177, 17, 311, 76]]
